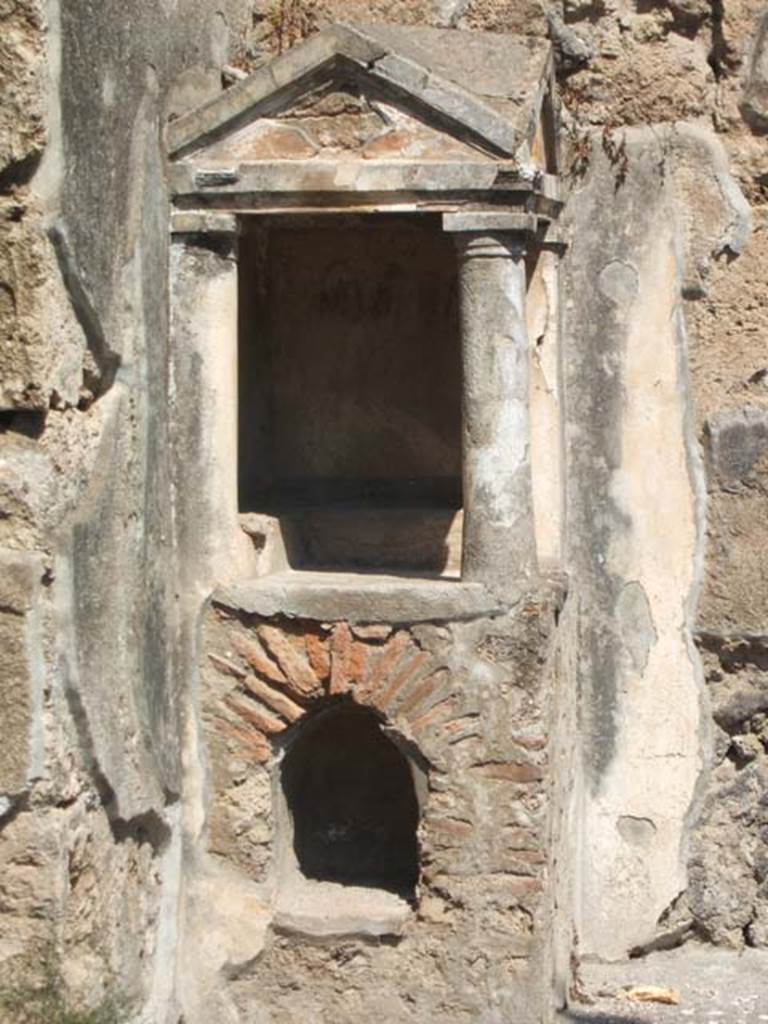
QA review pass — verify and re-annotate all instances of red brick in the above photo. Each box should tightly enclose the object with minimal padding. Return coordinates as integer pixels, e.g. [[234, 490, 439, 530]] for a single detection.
[[410, 695, 458, 735], [258, 625, 319, 696], [427, 817, 474, 839], [209, 653, 246, 680], [505, 877, 544, 896], [305, 632, 330, 685], [348, 640, 369, 689], [400, 669, 450, 719], [230, 632, 286, 685], [216, 720, 271, 764], [364, 630, 410, 701], [476, 762, 544, 783], [509, 850, 545, 864], [373, 650, 430, 712], [329, 622, 353, 694], [501, 828, 540, 852], [442, 715, 480, 735], [225, 694, 286, 735], [511, 733, 548, 751], [242, 674, 304, 723]]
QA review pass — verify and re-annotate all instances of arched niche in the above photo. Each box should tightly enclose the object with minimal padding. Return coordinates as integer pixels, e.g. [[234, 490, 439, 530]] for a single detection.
[[279, 704, 421, 899]]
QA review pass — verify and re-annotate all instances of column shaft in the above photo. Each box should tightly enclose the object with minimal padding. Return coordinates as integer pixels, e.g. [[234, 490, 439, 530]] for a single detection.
[[455, 232, 535, 587]]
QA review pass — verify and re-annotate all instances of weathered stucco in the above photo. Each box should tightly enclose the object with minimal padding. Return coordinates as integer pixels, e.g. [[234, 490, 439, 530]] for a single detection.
[[563, 125, 751, 957]]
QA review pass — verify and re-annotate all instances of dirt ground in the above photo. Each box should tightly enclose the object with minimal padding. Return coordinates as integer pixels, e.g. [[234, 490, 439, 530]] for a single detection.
[[566, 945, 768, 1023]]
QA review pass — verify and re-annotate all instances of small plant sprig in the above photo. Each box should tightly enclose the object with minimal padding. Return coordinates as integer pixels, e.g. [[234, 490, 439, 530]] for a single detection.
[[0, 949, 128, 1024]]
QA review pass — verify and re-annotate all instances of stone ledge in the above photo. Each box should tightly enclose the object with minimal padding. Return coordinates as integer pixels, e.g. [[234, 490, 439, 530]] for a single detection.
[[213, 570, 506, 624], [274, 878, 412, 939]]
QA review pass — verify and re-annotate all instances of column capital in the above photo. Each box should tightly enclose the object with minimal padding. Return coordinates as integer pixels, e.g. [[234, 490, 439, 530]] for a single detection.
[[451, 231, 527, 261], [442, 210, 537, 242], [170, 211, 240, 236]]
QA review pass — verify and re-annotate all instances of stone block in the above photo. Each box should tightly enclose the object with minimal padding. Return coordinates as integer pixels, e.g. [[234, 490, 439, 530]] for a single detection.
[[0, 198, 52, 409], [0, 808, 59, 966], [688, 758, 768, 946], [560, 124, 738, 958], [706, 405, 768, 489], [0, 196, 85, 410], [0, 548, 45, 797], [367, 54, 519, 156], [741, 11, 768, 132], [347, 22, 550, 104], [0, 0, 46, 178], [170, 157, 500, 196], [698, 488, 768, 633], [274, 879, 411, 939], [180, 870, 270, 1003], [266, 30, 338, 91]]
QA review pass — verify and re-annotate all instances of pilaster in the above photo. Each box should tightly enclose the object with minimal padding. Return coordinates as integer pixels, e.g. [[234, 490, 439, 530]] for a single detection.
[[169, 214, 255, 590]]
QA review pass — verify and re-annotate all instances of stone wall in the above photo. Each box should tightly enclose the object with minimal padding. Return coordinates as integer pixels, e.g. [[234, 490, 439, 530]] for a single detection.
[[687, 633, 768, 947], [1, 0, 767, 1020], [0, 0, 251, 1016]]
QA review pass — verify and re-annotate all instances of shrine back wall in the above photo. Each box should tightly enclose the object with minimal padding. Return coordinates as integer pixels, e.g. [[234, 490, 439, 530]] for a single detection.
[[1, 0, 767, 1018]]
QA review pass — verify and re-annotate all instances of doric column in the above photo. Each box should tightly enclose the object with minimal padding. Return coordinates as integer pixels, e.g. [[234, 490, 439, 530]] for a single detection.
[[444, 213, 536, 589], [170, 213, 256, 590]]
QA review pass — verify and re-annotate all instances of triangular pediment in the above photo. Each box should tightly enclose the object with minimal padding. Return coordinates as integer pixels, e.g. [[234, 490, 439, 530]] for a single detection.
[[168, 23, 555, 169], [189, 76, 496, 165]]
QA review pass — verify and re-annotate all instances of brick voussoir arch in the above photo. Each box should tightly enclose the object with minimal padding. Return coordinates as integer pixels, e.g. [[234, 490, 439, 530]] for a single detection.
[[208, 617, 457, 764]]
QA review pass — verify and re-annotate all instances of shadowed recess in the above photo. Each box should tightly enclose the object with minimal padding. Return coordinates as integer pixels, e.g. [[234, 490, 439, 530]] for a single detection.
[[281, 704, 420, 896]]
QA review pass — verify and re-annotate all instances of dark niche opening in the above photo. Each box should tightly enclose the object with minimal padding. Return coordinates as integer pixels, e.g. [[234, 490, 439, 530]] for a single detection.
[[281, 705, 420, 897], [237, 213, 463, 575]]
